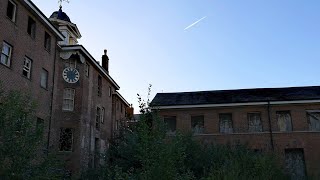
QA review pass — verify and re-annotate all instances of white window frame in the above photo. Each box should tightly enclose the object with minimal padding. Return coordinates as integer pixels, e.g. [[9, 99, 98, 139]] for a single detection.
[[7, 0, 17, 22], [63, 88, 75, 111], [22, 57, 32, 79], [1, 41, 12, 67], [40, 68, 48, 89]]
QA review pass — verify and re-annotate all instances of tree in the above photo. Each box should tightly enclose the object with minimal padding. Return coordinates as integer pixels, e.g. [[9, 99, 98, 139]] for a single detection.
[[82, 85, 287, 179], [0, 86, 65, 179]]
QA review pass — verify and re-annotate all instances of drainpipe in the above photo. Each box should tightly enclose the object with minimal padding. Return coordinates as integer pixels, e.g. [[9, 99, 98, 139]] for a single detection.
[[267, 101, 274, 151], [47, 44, 58, 153]]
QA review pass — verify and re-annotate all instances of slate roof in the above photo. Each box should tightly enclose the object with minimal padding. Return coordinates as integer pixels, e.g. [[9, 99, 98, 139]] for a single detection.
[[50, 7, 71, 23], [151, 86, 320, 106]]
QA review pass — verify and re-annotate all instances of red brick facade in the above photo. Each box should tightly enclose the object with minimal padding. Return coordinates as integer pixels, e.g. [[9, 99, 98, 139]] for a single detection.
[[157, 102, 320, 177]]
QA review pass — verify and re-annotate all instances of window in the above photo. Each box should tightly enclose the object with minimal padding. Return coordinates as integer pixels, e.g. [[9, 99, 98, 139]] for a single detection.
[[248, 112, 262, 132], [306, 110, 320, 131], [108, 86, 112, 97], [63, 88, 75, 111], [64, 59, 76, 68], [219, 113, 233, 133], [27, 16, 36, 39], [164, 116, 176, 134], [191, 115, 204, 134], [98, 76, 102, 96], [59, 128, 73, 151], [85, 63, 89, 77], [40, 68, 48, 89], [44, 32, 51, 52], [22, 57, 32, 79], [96, 107, 101, 130], [6, 0, 17, 22], [277, 111, 292, 132], [101, 107, 105, 124], [1, 41, 12, 67]]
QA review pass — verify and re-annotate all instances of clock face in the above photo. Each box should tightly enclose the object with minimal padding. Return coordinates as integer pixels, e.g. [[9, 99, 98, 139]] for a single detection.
[[62, 67, 80, 83]]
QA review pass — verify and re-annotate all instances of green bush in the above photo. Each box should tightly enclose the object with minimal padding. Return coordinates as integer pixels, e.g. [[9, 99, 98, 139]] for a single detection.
[[0, 87, 65, 179]]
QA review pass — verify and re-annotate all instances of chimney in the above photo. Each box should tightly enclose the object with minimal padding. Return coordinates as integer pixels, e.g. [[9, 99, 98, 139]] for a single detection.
[[102, 49, 109, 73]]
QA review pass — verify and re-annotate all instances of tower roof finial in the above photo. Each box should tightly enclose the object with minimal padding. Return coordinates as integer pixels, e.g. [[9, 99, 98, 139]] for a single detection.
[[58, 0, 69, 9]]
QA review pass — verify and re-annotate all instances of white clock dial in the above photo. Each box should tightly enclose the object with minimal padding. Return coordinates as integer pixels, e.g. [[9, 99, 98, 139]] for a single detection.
[[62, 67, 80, 83]]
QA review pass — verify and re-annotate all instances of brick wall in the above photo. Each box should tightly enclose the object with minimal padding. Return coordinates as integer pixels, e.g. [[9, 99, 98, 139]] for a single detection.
[[158, 103, 320, 177]]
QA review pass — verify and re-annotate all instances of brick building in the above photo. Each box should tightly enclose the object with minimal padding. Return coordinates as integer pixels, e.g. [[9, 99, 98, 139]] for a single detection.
[[0, 0, 64, 144], [151, 86, 320, 178], [1, 0, 131, 177]]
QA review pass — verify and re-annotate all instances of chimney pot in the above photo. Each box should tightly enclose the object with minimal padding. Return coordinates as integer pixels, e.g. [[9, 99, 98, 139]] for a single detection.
[[102, 49, 109, 73]]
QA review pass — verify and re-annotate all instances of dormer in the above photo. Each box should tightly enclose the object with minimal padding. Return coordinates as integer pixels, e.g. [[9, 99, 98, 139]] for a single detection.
[[49, 7, 81, 45]]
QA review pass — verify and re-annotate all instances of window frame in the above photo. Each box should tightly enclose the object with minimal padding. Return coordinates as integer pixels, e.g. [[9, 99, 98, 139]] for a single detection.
[[108, 86, 112, 97], [59, 127, 73, 152], [40, 68, 48, 89], [191, 115, 205, 134], [164, 116, 177, 134], [276, 111, 293, 132], [22, 56, 32, 79], [1, 41, 13, 67], [96, 107, 101, 130], [97, 75, 102, 97], [306, 110, 320, 131], [27, 16, 36, 39], [44, 31, 51, 52], [219, 113, 233, 133], [6, 0, 17, 22], [64, 59, 77, 68], [247, 112, 263, 132], [62, 88, 75, 111], [85, 63, 89, 77], [101, 107, 105, 124]]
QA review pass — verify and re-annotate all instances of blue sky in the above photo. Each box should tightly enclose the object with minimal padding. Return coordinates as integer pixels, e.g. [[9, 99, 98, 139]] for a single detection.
[[32, 0, 320, 112]]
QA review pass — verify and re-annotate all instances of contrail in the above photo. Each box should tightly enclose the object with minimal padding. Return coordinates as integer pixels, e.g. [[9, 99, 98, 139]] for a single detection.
[[184, 16, 207, 30]]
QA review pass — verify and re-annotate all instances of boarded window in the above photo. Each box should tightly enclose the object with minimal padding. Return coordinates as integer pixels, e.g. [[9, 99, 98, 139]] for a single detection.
[[164, 116, 176, 134], [248, 112, 262, 132], [285, 149, 307, 180], [306, 111, 320, 131], [219, 113, 233, 133], [277, 111, 292, 132], [59, 128, 73, 151], [191, 115, 204, 134]]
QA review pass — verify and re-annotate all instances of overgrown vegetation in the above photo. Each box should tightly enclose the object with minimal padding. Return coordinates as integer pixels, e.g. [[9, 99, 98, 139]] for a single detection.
[[82, 85, 287, 180], [0, 87, 65, 179]]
